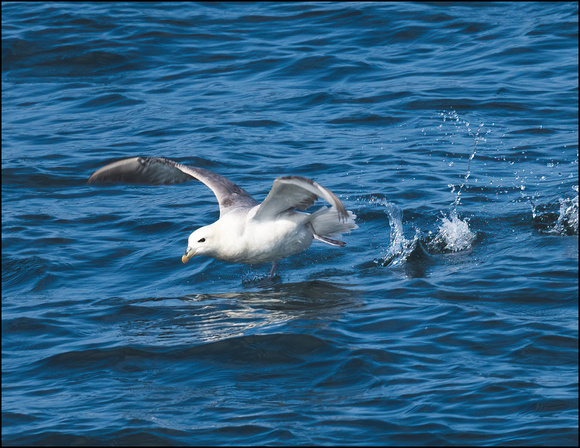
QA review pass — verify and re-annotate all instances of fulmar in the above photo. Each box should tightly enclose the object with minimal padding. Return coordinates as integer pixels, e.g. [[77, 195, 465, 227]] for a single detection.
[[88, 156, 357, 276]]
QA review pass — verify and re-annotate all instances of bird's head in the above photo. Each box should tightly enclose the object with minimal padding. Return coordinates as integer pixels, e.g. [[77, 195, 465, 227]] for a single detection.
[[182, 226, 216, 263]]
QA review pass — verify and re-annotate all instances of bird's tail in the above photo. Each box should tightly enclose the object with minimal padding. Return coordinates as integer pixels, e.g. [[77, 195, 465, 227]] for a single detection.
[[309, 206, 357, 243]]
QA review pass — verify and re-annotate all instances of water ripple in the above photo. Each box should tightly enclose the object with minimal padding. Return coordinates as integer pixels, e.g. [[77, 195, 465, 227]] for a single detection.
[[2, 2, 577, 446]]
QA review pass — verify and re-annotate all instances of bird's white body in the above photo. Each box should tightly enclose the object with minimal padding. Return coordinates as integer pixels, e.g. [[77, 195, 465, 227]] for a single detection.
[[191, 209, 314, 265]]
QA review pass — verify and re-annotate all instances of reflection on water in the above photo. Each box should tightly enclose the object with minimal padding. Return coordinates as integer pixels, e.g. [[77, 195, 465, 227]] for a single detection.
[[111, 281, 362, 344]]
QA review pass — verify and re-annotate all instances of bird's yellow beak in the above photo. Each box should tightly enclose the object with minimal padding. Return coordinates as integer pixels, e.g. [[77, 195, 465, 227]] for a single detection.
[[182, 248, 195, 264]]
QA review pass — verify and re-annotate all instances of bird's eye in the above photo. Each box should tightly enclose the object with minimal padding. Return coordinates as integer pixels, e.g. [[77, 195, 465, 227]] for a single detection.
[[198, 238, 206, 243]]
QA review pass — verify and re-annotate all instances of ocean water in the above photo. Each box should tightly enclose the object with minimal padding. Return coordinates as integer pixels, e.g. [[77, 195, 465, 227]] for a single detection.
[[2, 2, 578, 446]]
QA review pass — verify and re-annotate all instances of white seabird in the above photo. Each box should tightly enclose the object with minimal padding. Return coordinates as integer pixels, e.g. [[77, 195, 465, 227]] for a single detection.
[[88, 156, 357, 276]]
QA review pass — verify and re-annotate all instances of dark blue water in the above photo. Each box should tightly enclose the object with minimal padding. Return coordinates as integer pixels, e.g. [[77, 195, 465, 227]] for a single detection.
[[2, 2, 578, 445]]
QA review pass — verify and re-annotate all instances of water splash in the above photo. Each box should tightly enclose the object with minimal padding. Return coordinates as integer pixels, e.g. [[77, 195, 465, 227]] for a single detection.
[[435, 111, 480, 252], [373, 200, 420, 266], [448, 115, 483, 209], [431, 209, 476, 253], [519, 185, 540, 218], [548, 186, 578, 236], [529, 186, 578, 236]]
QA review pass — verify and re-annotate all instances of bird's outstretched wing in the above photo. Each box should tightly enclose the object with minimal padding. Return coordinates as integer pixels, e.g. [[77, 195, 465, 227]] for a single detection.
[[88, 156, 258, 215], [252, 176, 348, 221]]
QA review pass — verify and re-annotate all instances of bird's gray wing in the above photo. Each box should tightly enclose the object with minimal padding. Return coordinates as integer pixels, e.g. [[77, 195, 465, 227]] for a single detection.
[[88, 156, 258, 215], [251, 176, 348, 221]]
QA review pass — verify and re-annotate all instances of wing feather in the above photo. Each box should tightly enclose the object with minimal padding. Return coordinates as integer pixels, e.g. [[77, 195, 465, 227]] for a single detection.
[[88, 156, 258, 215], [252, 176, 348, 221]]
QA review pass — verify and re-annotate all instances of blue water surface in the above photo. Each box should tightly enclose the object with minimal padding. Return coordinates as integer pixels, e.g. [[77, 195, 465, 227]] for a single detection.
[[2, 2, 578, 446]]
